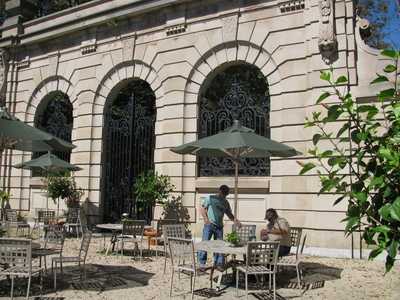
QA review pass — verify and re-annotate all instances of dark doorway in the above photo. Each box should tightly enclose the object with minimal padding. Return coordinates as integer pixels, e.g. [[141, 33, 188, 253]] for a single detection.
[[101, 79, 156, 222]]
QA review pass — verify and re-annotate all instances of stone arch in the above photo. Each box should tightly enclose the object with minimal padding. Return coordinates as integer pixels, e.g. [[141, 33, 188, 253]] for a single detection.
[[26, 76, 74, 123], [93, 60, 162, 111], [184, 41, 282, 110]]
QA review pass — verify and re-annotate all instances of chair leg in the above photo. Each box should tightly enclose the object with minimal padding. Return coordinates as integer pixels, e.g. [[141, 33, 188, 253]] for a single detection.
[[191, 273, 196, 300], [163, 244, 168, 274], [54, 262, 57, 291], [236, 269, 239, 297], [245, 273, 248, 300], [296, 264, 301, 289], [26, 275, 31, 300], [273, 273, 276, 300], [10, 276, 14, 300], [169, 269, 175, 297]]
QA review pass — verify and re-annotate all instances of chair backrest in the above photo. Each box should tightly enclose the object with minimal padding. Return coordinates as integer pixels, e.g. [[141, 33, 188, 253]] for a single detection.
[[5, 209, 18, 222], [0, 238, 32, 271], [66, 208, 81, 223], [232, 224, 257, 245], [168, 237, 195, 269], [38, 210, 56, 224], [162, 224, 186, 244], [246, 241, 280, 268], [156, 219, 177, 235], [289, 227, 303, 258], [122, 220, 145, 238], [44, 225, 65, 251], [79, 231, 92, 262]]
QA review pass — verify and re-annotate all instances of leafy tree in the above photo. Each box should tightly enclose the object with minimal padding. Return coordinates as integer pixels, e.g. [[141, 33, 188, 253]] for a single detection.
[[357, 0, 400, 49], [299, 49, 400, 272]]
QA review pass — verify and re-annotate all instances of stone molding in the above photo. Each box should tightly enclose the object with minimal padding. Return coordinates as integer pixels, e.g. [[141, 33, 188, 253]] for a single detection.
[[166, 24, 186, 36]]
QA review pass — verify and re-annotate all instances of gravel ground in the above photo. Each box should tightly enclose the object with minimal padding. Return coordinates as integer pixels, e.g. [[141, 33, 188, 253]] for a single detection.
[[1, 237, 399, 300]]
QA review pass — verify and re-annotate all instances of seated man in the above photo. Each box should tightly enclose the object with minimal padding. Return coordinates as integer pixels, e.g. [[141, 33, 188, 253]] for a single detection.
[[260, 208, 291, 256]]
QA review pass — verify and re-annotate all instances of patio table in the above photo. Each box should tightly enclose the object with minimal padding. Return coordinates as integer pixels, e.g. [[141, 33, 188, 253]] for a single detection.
[[195, 240, 247, 290], [96, 223, 153, 255]]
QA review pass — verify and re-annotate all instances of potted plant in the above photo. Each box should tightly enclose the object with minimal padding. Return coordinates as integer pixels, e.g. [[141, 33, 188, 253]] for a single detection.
[[133, 170, 174, 224], [43, 172, 83, 216], [226, 231, 240, 247]]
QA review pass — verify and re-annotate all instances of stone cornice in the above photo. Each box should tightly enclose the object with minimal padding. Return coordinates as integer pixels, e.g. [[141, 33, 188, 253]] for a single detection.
[[0, 0, 192, 47]]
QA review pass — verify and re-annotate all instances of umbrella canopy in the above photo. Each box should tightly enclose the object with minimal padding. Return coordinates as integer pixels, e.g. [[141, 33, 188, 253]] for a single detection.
[[0, 106, 75, 152], [13, 152, 82, 172], [170, 120, 300, 217]]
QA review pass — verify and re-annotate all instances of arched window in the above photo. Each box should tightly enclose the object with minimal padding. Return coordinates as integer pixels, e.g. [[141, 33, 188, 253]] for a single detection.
[[33, 91, 73, 176], [198, 63, 270, 177], [101, 79, 156, 222]]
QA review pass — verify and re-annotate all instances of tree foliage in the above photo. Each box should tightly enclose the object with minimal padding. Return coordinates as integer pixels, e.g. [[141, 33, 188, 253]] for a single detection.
[[299, 50, 400, 272]]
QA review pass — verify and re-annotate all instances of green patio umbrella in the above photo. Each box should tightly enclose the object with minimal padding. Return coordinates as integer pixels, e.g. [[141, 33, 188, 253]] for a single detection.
[[170, 120, 301, 217], [0, 106, 75, 152], [14, 152, 82, 211]]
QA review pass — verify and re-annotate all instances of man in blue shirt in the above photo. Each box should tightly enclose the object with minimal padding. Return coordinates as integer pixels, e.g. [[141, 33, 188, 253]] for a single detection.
[[198, 185, 241, 269]]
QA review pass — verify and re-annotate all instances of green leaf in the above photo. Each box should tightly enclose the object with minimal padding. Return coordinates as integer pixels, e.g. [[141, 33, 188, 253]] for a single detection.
[[388, 240, 399, 259], [326, 105, 342, 122], [335, 76, 348, 84], [333, 195, 345, 206], [299, 163, 316, 175], [381, 49, 398, 59], [369, 176, 384, 188], [312, 134, 322, 145], [344, 216, 359, 233], [378, 88, 395, 100], [320, 71, 331, 82], [385, 256, 395, 273], [379, 148, 393, 161], [336, 122, 350, 138], [353, 191, 367, 203], [370, 225, 391, 235], [378, 203, 392, 221], [320, 150, 333, 158], [383, 64, 397, 73], [370, 74, 389, 85], [368, 247, 383, 260], [390, 197, 400, 222], [317, 91, 331, 104]]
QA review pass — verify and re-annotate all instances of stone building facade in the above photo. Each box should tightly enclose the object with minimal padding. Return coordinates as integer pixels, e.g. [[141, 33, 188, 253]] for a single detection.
[[0, 0, 388, 256]]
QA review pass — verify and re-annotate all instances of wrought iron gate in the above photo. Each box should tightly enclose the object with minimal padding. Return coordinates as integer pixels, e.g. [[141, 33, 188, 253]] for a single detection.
[[102, 80, 156, 222], [198, 64, 270, 177]]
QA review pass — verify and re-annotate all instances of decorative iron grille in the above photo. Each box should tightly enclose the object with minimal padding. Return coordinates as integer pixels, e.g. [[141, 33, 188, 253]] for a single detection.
[[37, 0, 93, 18], [102, 80, 156, 222], [33, 91, 73, 177], [198, 64, 270, 176]]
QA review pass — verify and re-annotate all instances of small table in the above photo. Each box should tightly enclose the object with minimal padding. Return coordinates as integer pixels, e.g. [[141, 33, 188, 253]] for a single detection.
[[96, 223, 153, 255], [195, 240, 247, 290]]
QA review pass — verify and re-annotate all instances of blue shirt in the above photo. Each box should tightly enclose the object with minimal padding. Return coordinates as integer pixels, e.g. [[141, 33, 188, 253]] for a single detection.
[[201, 194, 233, 227]]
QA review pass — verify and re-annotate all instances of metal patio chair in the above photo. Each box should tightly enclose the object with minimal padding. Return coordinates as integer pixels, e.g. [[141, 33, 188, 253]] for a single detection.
[[39, 225, 65, 274], [236, 241, 280, 300], [116, 220, 145, 260], [168, 237, 203, 300], [151, 218, 177, 256], [51, 231, 92, 290], [277, 227, 306, 289], [5, 209, 30, 237], [0, 238, 44, 300], [32, 210, 56, 239], [232, 224, 257, 245], [162, 223, 186, 273], [64, 208, 83, 239]]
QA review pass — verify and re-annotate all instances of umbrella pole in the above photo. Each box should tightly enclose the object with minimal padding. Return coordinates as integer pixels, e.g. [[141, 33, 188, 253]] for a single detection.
[[234, 159, 239, 219]]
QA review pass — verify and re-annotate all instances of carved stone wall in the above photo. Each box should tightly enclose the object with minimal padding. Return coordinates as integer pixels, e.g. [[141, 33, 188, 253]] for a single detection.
[[318, 0, 338, 64]]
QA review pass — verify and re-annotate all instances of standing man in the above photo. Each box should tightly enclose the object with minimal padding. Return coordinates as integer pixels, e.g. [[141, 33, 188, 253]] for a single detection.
[[198, 185, 241, 269]]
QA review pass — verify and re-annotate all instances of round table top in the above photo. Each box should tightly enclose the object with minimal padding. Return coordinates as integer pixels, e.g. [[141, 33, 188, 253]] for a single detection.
[[195, 240, 246, 256], [96, 223, 153, 231]]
